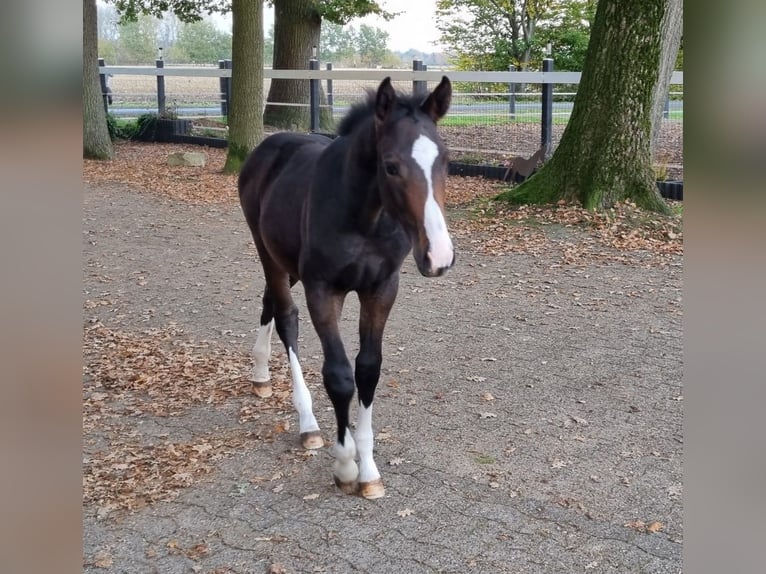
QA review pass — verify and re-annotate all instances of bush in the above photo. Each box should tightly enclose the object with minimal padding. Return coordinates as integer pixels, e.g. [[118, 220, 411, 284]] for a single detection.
[[106, 113, 139, 141], [133, 113, 159, 141]]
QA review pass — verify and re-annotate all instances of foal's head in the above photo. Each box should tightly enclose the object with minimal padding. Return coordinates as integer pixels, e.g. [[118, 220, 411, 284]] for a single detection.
[[374, 76, 454, 278]]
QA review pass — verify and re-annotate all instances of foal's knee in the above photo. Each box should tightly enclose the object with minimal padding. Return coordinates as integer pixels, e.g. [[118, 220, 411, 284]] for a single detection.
[[322, 361, 355, 408]]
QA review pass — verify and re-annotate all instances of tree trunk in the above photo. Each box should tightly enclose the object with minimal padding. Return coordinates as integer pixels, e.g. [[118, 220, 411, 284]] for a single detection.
[[224, 0, 264, 174], [498, 0, 675, 213], [650, 0, 683, 154], [263, 0, 332, 130], [83, 0, 113, 160]]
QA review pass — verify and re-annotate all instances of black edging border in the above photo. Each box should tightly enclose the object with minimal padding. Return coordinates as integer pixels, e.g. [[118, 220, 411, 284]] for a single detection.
[[146, 130, 683, 201]]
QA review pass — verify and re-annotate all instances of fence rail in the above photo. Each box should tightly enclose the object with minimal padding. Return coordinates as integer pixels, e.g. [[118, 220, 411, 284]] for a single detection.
[[100, 64, 683, 84], [99, 61, 683, 167]]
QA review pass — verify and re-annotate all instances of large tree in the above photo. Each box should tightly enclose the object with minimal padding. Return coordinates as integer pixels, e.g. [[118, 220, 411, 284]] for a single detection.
[[224, 0, 264, 173], [84, 0, 114, 160], [497, 0, 682, 213], [263, 0, 390, 130]]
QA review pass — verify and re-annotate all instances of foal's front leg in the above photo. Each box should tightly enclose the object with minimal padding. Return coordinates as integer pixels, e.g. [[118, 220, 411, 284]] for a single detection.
[[354, 280, 399, 500], [304, 287, 359, 494]]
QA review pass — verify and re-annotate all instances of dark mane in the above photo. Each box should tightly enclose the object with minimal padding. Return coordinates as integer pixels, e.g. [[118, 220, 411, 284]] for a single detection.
[[337, 89, 426, 136]]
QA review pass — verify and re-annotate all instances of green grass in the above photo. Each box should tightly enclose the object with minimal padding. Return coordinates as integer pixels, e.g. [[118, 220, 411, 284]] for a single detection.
[[441, 113, 571, 127]]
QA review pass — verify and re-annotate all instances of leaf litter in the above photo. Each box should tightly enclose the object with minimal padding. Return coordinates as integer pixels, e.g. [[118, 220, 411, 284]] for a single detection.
[[82, 320, 313, 515], [84, 142, 682, 268]]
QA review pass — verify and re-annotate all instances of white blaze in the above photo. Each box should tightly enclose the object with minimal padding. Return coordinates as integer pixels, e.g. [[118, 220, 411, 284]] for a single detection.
[[411, 134, 454, 270]]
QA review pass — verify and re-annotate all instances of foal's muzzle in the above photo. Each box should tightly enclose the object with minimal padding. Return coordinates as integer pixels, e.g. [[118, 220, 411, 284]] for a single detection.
[[417, 249, 455, 278]]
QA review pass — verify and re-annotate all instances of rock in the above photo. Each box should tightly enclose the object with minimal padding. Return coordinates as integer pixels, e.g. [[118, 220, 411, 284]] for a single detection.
[[167, 152, 206, 167]]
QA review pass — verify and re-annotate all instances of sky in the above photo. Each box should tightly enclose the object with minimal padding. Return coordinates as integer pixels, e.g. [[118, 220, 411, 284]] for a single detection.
[[331, 0, 444, 53], [217, 0, 444, 54]]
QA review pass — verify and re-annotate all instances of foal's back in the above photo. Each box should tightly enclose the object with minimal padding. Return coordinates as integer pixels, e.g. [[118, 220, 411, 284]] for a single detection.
[[238, 132, 331, 277]]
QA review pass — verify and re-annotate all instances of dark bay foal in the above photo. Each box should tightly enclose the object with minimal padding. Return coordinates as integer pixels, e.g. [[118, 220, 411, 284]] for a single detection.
[[238, 76, 454, 499]]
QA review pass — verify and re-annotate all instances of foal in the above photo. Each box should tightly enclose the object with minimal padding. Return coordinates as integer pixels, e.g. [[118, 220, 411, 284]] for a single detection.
[[238, 76, 454, 499]]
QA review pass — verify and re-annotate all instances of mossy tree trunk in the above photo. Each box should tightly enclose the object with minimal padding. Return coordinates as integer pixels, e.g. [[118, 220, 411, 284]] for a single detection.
[[650, 0, 682, 155], [224, 0, 264, 174], [497, 0, 681, 213], [263, 0, 333, 131], [83, 0, 113, 160]]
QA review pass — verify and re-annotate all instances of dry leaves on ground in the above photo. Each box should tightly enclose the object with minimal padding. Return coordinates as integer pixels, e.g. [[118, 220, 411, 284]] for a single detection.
[[84, 142, 682, 264], [447, 175, 682, 264], [82, 321, 317, 515], [83, 141, 238, 205]]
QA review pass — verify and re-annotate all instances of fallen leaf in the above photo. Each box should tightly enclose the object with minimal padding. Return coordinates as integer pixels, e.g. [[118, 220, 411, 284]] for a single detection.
[[397, 508, 414, 517], [479, 412, 497, 419], [388, 457, 404, 466], [186, 542, 210, 560], [646, 521, 664, 533], [266, 564, 287, 574], [192, 443, 212, 455], [481, 392, 495, 401], [93, 549, 113, 568]]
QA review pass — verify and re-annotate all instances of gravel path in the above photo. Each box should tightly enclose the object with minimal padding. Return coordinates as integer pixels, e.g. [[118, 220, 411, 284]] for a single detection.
[[83, 181, 682, 573]]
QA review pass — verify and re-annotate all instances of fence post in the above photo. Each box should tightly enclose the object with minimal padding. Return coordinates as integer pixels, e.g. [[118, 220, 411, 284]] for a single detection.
[[218, 60, 228, 117], [413, 60, 427, 97], [663, 94, 670, 119], [155, 57, 166, 116], [223, 59, 232, 118], [541, 57, 554, 157], [326, 62, 333, 114], [309, 58, 320, 132], [98, 58, 109, 115], [508, 64, 516, 118]]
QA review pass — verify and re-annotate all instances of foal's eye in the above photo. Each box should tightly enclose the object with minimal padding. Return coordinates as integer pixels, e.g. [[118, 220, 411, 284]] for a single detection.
[[384, 162, 399, 176]]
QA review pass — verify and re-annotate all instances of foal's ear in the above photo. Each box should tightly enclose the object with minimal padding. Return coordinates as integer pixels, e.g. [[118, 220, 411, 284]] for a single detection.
[[421, 76, 452, 123], [375, 77, 396, 124]]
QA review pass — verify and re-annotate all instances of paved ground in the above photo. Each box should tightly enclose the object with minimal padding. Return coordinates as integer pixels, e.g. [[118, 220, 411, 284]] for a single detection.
[[82, 183, 683, 573]]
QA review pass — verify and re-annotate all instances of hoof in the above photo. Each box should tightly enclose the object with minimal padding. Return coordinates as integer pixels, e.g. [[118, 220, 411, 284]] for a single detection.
[[334, 476, 358, 495], [300, 431, 324, 450], [359, 479, 385, 500], [252, 382, 272, 398]]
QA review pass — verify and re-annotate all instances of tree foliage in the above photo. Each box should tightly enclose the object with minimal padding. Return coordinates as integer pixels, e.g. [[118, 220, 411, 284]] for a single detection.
[[535, 0, 596, 71], [436, 0, 594, 71], [320, 22, 393, 67], [112, 0, 230, 23], [114, 14, 160, 64], [175, 19, 231, 63]]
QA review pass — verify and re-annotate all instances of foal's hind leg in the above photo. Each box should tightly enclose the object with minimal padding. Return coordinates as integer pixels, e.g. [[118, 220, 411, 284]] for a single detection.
[[250, 288, 275, 398], [259, 264, 322, 449]]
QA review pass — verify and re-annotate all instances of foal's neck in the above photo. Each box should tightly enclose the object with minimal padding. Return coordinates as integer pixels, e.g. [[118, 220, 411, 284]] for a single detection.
[[343, 121, 384, 230]]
